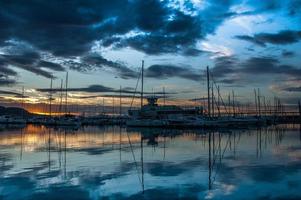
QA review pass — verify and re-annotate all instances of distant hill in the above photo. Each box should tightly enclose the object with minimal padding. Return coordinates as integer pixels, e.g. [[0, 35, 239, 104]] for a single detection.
[[0, 106, 32, 117]]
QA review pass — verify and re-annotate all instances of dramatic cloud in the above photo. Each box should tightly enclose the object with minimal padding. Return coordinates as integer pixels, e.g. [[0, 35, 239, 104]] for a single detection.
[[234, 35, 266, 47], [0, 65, 18, 77], [282, 50, 295, 57], [0, 90, 22, 96], [0, 78, 17, 86], [37, 84, 116, 93], [145, 64, 201, 81], [0, 90, 27, 98], [0, 49, 65, 79], [0, 0, 238, 58], [235, 30, 301, 47], [73, 94, 170, 99], [38, 61, 65, 72], [36, 84, 176, 95], [0, 64, 18, 86], [241, 57, 301, 77], [74, 94, 142, 99], [0, 0, 301, 105], [210, 56, 238, 78], [81, 54, 138, 79], [209, 56, 301, 85], [282, 86, 301, 92], [288, 0, 301, 16]]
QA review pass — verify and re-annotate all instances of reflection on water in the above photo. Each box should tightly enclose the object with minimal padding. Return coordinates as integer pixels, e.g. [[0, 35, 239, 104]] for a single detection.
[[0, 124, 301, 199]]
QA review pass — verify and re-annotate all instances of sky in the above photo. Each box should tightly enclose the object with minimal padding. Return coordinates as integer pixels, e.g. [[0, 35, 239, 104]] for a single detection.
[[0, 0, 301, 112]]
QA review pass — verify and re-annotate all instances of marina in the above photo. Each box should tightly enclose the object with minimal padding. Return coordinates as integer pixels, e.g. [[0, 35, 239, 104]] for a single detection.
[[1, 1, 301, 199], [1, 66, 300, 128]]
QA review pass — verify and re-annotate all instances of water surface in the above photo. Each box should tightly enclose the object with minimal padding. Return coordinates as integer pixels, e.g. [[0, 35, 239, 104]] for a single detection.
[[0, 124, 301, 199]]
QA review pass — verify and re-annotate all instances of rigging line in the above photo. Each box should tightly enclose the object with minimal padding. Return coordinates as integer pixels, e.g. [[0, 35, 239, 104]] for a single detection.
[[211, 133, 232, 182], [212, 93, 221, 117], [53, 130, 62, 163], [126, 131, 143, 186], [209, 73, 229, 115], [209, 72, 229, 115], [212, 131, 223, 165], [235, 130, 242, 150], [129, 68, 142, 110]]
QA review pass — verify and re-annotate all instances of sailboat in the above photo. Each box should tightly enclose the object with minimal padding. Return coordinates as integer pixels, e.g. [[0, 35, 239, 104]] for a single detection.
[[56, 72, 81, 127], [42, 73, 81, 127]]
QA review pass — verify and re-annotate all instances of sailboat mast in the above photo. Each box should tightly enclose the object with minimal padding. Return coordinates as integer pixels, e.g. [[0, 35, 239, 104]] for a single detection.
[[65, 72, 69, 115], [141, 60, 144, 108], [59, 79, 63, 114], [21, 86, 24, 109], [263, 96, 266, 116], [206, 66, 211, 117], [298, 100, 301, 116], [217, 85, 221, 117], [254, 89, 257, 116], [232, 90, 235, 117], [49, 78, 53, 117], [113, 97, 115, 114], [163, 86, 166, 106], [257, 88, 261, 117], [228, 93, 231, 117], [119, 85, 122, 117], [211, 82, 214, 117], [102, 98, 105, 114]]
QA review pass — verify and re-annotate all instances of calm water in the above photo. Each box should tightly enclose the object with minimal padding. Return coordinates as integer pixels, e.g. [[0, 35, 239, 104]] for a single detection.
[[0, 124, 301, 200]]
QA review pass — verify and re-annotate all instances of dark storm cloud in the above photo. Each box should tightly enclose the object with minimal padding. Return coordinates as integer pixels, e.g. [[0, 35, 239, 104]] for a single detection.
[[81, 54, 138, 79], [16, 65, 55, 79], [38, 61, 65, 72], [247, 0, 283, 13], [0, 66, 18, 76], [255, 30, 301, 44], [235, 30, 301, 46], [182, 48, 207, 56], [189, 97, 208, 102], [62, 54, 138, 80], [241, 0, 301, 17], [74, 94, 172, 99], [241, 57, 301, 76], [145, 64, 201, 81], [288, 0, 301, 16], [1, 0, 300, 83], [234, 35, 266, 47], [282, 50, 295, 57], [240, 57, 279, 73], [36, 84, 176, 95], [0, 0, 300, 57], [217, 78, 241, 84], [0, 0, 238, 57], [0, 1, 105, 57], [63, 60, 93, 72], [282, 87, 301, 92], [0, 90, 22, 96], [0, 50, 65, 79], [0, 58, 18, 85], [74, 94, 142, 99], [0, 77, 17, 86], [211, 56, 238, 78], [114, 1, 237, 55], [209, 55, 301, 85], [37, 84, 115, 93]]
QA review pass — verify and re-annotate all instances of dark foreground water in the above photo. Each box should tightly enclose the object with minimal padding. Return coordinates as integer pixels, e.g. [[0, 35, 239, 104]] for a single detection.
[[0, 124, 301, 200]]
